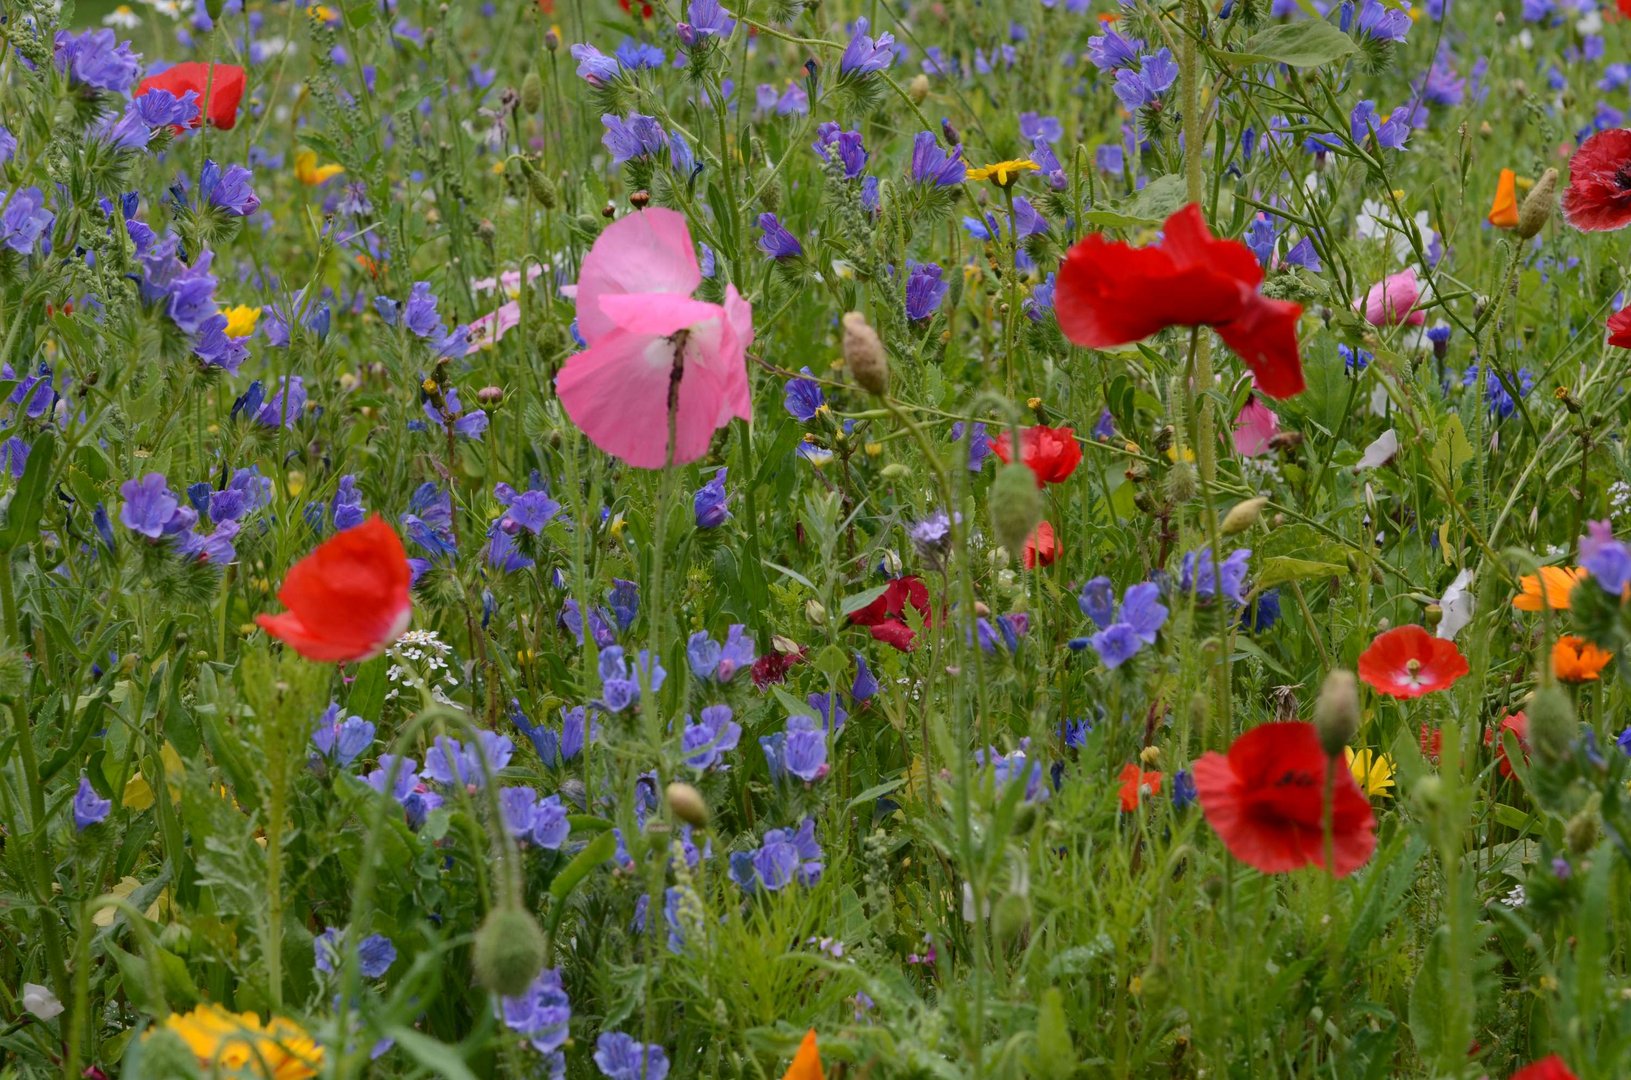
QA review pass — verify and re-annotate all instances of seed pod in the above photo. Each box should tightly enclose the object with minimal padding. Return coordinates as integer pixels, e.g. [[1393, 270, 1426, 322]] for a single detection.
[[1526, 683, 1577, 765], [472, 907, 547, 997], [665, 782, 709, 828], [908, 73, 930, 102], [1221, 496, 1267, 535], [992, 892, 1031, 950], [990, 463, 1043, 560], [1517, 168, 1557, 240], [521, 71, 544, 114], [842, 311, 889, 396], [1314, 669, 1360, 758]]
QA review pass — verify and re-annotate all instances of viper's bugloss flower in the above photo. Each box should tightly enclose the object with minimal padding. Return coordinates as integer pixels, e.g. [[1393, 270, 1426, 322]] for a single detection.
[[73, 777, 112, 831], [905, 262, 948, 320], [135, 62, 246, 130], [1580, 519, 1631, 593], [909, 131, 966, 186], [756, 212, 804, 258], [687, 624, 755, 682], [840, 17, 896, 76], [0, 188, 54, 255], [694, 467, 731, 527], [55, 29, 142, 92], [595, 1032, 670, 1080]]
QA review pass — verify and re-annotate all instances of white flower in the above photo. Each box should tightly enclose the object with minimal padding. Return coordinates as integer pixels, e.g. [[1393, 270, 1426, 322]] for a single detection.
[[1356, 200, 1434, 262], [22, 983, 63, 1021], [103, 4, 141, 27], [1437, 570, 1474, 642], [1355, 430, 1399, 471], [1500, 884, 1527, 908]]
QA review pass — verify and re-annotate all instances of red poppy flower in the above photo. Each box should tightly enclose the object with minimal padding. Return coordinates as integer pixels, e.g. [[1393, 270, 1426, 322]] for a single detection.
[[1054, 203, 1305, 399], [1562, 128, 1631, 232], [135, 62, 247, 131], [751, 646, 805, 689], [1511, 1056, 1577, 1080], [1118, 762, 1162, 811], [256, 516, 412, 663], [848, 575, 932, 651], [988, 425, 1082, 487], [1356, 625, 1469, 699], [1608, 306, 1631, 348], [1022, 521, 1058, 569], [1419, 724, 1443, 765], [1193, 722, 1377, 877], [1621, 0, 1631, 16], [1485, 710, 1529, 780]]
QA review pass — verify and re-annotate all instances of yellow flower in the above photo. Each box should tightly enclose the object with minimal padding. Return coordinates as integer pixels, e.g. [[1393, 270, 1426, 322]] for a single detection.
[[294, 150, 344, 186], [965, 159, 1039, 188], [1512, 565, 1586, 612], [1346, 748, 1395, 799], [220, 305, 260, 338], [153, 1004, 324, 1079], [285, 470, 306, 499], [123, 743, 185, 811]]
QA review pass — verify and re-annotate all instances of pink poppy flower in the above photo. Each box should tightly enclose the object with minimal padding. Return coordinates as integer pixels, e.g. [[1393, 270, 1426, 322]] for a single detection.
[[556, 209, 753, 468], [1232, 394, 1278, 458], [465, 301, 521, 351], [1357, 268, 1425, 327]]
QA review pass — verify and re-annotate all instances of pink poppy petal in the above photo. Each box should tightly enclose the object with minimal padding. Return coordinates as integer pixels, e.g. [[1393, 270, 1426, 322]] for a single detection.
[[556, 328, 731, 469], [574, 209, 701, 344], [598, 292, 724, 337], [1232, 395, 1278, 458]]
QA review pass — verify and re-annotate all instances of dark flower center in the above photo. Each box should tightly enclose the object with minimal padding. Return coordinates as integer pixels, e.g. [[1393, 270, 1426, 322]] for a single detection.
[[1616, 164, 1631, 192]]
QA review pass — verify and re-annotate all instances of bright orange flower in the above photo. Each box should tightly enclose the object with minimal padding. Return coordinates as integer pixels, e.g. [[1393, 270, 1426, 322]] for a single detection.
[[1552, 635, 1612, 682], [1488, 168, 1520, 228], [783, 1029, 824, 1080], [1512, 566, 1586, 611]]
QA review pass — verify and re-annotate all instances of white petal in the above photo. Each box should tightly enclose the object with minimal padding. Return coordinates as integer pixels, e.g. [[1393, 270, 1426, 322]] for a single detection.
[[1356, 429, 1400, 470], [1438, 569, 1474, 642], [22, 983, 64, 1021]]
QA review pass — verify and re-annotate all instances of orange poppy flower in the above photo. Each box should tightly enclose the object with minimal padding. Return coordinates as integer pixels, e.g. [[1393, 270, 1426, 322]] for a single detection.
[[783, 1029, 824, 1080], [1488, 169, 1520, 228], [1553, 635, 1612, 682], [1512, 566, 1586, 611]]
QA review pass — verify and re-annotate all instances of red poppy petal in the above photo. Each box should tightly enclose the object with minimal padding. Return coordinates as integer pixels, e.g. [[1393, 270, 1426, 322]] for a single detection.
[[1215, 294, 1306, 399], [868, 619, 917, 651], [261, 516, 412, 662]]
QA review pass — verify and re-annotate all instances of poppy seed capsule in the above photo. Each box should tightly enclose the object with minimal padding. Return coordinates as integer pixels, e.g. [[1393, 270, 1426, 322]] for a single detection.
[[1527, 684, 1577, 765], [1221, 496, 1267, 535], [665, 782, 709, 828], [909, 73, 930, 102], [472, 907, 547, 997], [990, 463, 1044, 559], [1314, 669, 1360, 758], [521, 72, 544, 114], [842, 312, 889, 396], [1517, 168, 1558, 239], [477, 385, 504, 406]]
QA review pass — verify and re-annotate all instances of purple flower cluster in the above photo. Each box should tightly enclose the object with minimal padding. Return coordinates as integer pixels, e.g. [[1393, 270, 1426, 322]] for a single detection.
[[1, 188, 55, 255], [501, 969, 571, 1074], [730, 818, 823, 892], [1179, 547, 1251, 606], [598, 646, 667, 712], [761, 714, 828, 783], [1070, 578, 1169, 670], [118, 471, 245, 565], [594, 1031, 668, 1080], [686, 624, 756, 683], [376, 281, 467, 359], [975, 738, 1049, 802], [682, 704, 742, 770], [422, 730, 515, 789], [813, 123, 868, 179], [498, 786, 571, 848], [54, 29, 142, 92]]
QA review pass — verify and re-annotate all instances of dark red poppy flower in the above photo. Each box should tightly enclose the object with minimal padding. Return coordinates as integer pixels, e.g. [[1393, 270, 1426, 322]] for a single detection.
[[848, 575, 932, 651], [1562, 129, 1631, 232], [1118, 762, 1162, 811], [135, 62, 246, 131], [1485, 710, 1529, 780], [1193, 721, 1377, 877], [1356, 625, 1469, 699], [1511, 1056, 1577, 1080], [988, 425, 1082, 487], [751, 646, 805, 689], [1608, 306, 1631, 348], [256, 516, 412, 663], [1022, 521, 1058, 569], [1054, 203, 1305, 398]]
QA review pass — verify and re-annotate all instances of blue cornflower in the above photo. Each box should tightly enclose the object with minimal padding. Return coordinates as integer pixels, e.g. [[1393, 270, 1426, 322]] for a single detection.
[[784, 367, 825, 421], [615, 38, 665, 69]]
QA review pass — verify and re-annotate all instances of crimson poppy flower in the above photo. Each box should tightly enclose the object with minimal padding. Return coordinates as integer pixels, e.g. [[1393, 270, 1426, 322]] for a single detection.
[[1511, 1056, 1577, 1080], [256, 516, 412, 663], [1608, 306, 1631, 348], [1118, 762, 1162, 811], [848, 576, 932, 651], [1193, 722, 1377, 877], [1485, 710, 1529, 780], [1356, 625, 1469, 699], [1561, 129, 1631, 232], [135, 62, 246, 131], [988, 425, 1082, 487], [751, 646, 805, 689], [1054, 203, 1305, 399], [1022, 521, 1058, 569]]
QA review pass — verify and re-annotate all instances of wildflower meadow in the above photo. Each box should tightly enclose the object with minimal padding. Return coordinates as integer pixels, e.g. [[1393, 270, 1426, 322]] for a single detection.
[[12, 0, 1631, 1075]]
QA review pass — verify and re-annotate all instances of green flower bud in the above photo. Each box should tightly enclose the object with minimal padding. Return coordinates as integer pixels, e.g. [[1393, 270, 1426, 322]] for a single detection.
[[472, 906, 547, 997], [990, 463, 1043, 559], [1526, 684, 1577, 766], [1314, 669, 1360, 758], [992, 891, 1031, 950], [521, 71, 544, 115], [665, 782, 709, 829]]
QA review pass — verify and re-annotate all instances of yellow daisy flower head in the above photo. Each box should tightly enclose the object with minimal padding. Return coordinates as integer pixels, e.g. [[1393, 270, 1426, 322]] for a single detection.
[[220, 305, 260, 338], [152, 1004, 324, 1079], [1346, 747, 1395, 799], [965, 159, 1039, 188]]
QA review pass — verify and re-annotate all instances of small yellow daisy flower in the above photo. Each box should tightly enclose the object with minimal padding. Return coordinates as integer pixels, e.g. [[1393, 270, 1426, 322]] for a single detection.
[[220, 304, 260, 338], [965, 159, 1039, 188]]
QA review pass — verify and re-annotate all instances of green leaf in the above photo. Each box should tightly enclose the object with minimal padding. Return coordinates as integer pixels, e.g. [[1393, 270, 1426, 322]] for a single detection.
[[548, 830, 616, 904], [1227, 21, 1357, 68], [846, 778, 905, 812], [1082, 173, 1189, 231], [384, 1027, 480, 1080], [347, 655, 389, 722], [1256, 556, 1347, 588], [1429, 413, 1475, 478], [840, 584, 889, 618], [0, 429, 56, 551]]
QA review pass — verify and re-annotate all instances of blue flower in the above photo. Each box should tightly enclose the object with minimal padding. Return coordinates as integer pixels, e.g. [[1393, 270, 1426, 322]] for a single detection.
[[1086, 26, 1145, 71], [909, 131, 966, 186], [311, 703, 376, 766], [682, 704, 742, 769], [0, 188, 55, 255], [601, 113, 668, 164], [783, 368, 825, 421], [499, 969, 571, 1059], [1350, 100, 1411, 151], [1113, 48, 1178, 110], [812, 123, 868, 179], [949, 421, 992, 472], [315, 929, 396, 979], [54, 29, 142, 92], [73, 777, 111, 831], [1581, 520, 1631, 595], [594, 1032, 669, 1080], [615, 38, 665, 69], [199, 159, 258, 216], [756, 213, 803, 258], [694, 467, 730, 527], [839, 17, 896, 75], [686, 624, 755, 682], [421, 732, 515, 788], [905, 262, 949, 321], [598, 646, 666, 712], [1172, 770, 1198, 810], [1353, 0, 1411, 42], [1179, 548, 1251, 605], [119, 473, 185, 539], [570, 43, 620, 83]]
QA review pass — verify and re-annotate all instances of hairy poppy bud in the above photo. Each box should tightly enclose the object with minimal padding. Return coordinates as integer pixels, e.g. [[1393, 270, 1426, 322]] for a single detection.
[[1526, 683, 1577, 765], [472, 906, 547, 997], [1517, 168, 1557, 240], [842, 312, 889, 396], [1314, 669, 1360, 758], [521, 71, 544, 114], [1221, 496, 1267, 535], [1566, 798, 1602, 855], [990, 463, 1043, 559], [665, 782, 709, 828], [908, 73, 930, 103], [992, 892, 1031, 950]]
